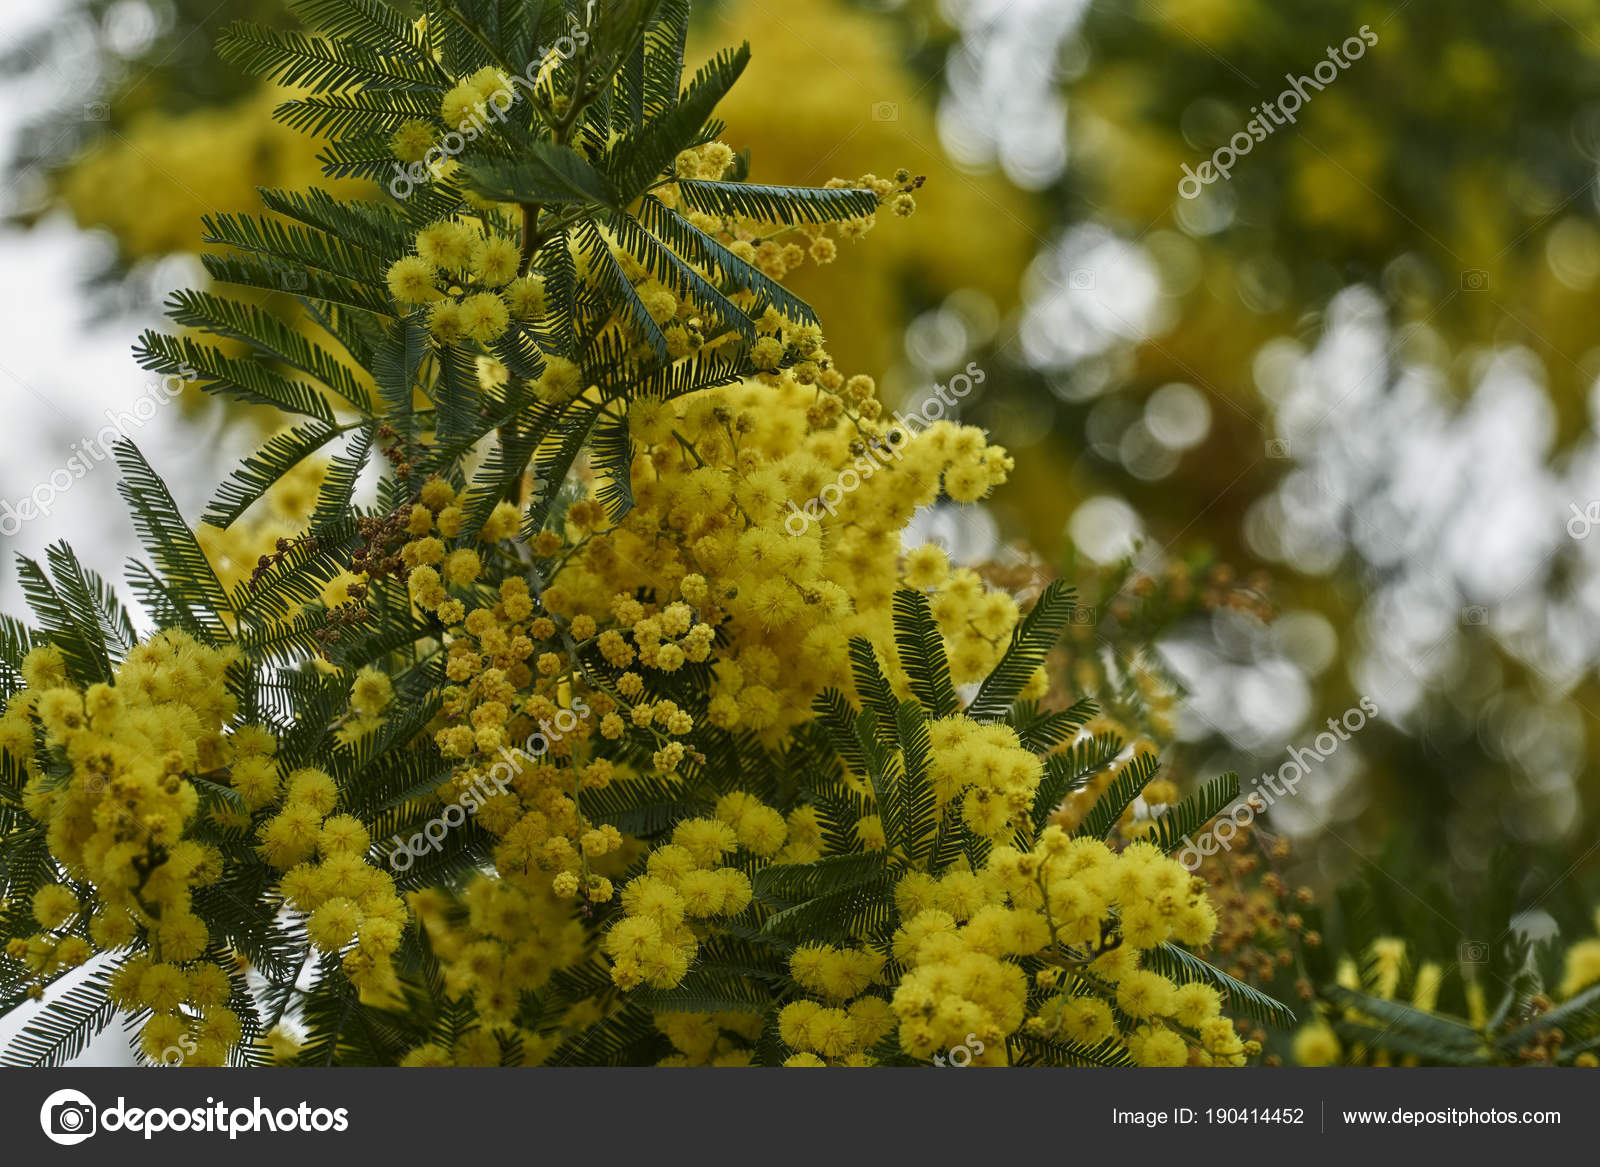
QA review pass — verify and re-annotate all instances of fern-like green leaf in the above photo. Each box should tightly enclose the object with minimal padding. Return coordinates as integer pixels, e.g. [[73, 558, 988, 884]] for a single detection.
[[892, 588, 959, 717], [1146, 943, 1297, 1029], [966, 580, 1077, 722], [115, 440, 233, 641], [1150, 773, 1241, 854], [674, 178, 879, 225], [752, 852, 891, 906], [1, 963, 124, 1067], [205, 422, 347, 529], [1031, 731, 1123, 832], [1074, 750, 1159, 840], [463, 143, 621, 208], [217, 21, 439, 94]]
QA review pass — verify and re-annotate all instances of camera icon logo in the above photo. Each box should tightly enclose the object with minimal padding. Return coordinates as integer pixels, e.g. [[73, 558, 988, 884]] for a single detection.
[[871, 101, 899, 121], [1068, 268, 1096, 291], [40, 1088, 97, 1146], [1461, 605, 1488, 627], [1461, 269, 1490, 291], [81, 103, 109, 122], [1458, 939, 1489, 964], [1265, 438, 1291, 459], [279, 269, 309, 292], [1070, 605, 1098, 626]]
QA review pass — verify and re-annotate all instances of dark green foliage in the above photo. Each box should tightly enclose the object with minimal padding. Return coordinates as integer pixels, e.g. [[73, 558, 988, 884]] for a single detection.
[[674, 179, 878, 225], [1145, 942, 1296, 1030], [966, 580, 1076, 722], [205, 422, 350, 529], [1150, 772, 1240, 853], [1030, 730, 1123, 833], [14, 545, 138, 685], [1321, 985, 1485, 1064], [891, 588, 959, 717], [1275, 846, 1600, 1065], [1074, 750, 1159, 841], [115, 440, 233, 641], [1012, 696, 1097, 753], [1, 963, 125, 1068], [1009, 1030, 1136, 1067]]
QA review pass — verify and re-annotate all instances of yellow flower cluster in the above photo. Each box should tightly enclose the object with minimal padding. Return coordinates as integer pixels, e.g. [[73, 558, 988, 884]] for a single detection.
[[656, 1011, 766, 1066], [0, 0, 1303, 1073], [107, 956, 242, 1066], [538, 372, 1016, 738], [271, 798, 408, 1000], [387, 126, 898, 385], [2, 633, 257, 1061], [439, 68, 518, 136], [334, 665, 396, 746], [390, 482, 643, 900], [778, 981, 896, 1067], [395, 879, 589, 1065], [5, 882, 93, 990], [396, 266, 1029, 928], [386, 220, 533, 347], [928, 717, 1044, 842], [604, 819, 755, 990], [7, 634, 233, 955], [878, 830, 1238, 1068], [1, 625, 413, 1053]]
